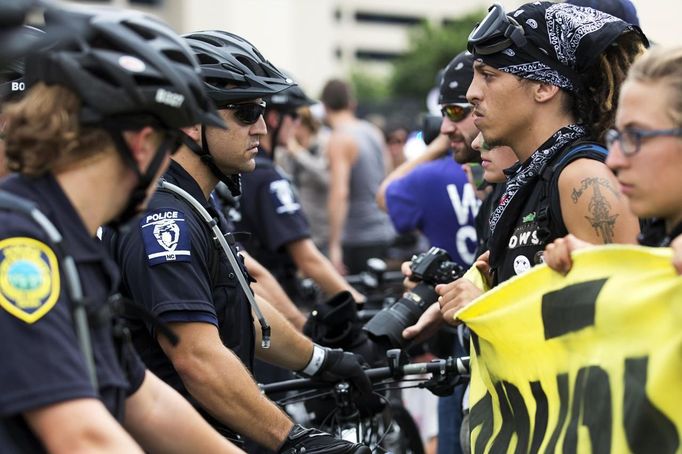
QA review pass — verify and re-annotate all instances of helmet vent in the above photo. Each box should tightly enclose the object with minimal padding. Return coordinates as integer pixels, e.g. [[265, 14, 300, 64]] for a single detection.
[[189, 35, 222, 47], [133, 74, 166, 87], [162, 49, 191, 66], [122, 21, 157, 41], [197, 53, 219, 65], [235, 55, 265, 77]]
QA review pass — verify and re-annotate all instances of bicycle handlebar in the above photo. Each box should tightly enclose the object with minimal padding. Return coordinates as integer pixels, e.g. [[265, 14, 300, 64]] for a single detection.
[[260, 355, 470, 394]]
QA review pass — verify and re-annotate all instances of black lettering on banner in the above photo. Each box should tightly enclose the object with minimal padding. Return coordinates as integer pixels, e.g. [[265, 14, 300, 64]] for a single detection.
[[471, 331, 481, 356], [544, 373, 570, 454], [541, 279, 607, 339], [489, 381, 531, 453], [563, 366, 612, 454], [470, 391, 494, 453], [529, 381, 548, 454], [623, 357, 679, 453]]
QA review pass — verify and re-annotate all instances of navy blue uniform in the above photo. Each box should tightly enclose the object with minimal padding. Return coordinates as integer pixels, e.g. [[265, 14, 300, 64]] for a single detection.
[[103, 160, 254, 439], [236, 148, 311, 300], [0, 174, 145, 452]]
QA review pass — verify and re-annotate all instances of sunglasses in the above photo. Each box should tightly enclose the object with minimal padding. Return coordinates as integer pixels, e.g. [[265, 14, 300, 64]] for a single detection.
[[606, 127, 682, 156], [441, 104, 472, 123], [223, 100, 267, 125]]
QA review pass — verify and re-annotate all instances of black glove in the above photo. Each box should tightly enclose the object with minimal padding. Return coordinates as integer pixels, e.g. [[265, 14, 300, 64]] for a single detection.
[[302, 346, 372, 397], [278, 424, 370, 454]]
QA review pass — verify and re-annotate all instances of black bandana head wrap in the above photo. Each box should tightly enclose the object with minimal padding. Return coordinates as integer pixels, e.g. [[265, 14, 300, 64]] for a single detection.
[[439, 51, 475, 105], [470, 1, 647, 92]]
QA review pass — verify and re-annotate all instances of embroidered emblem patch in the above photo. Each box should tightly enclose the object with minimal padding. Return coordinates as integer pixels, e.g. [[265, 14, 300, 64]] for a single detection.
[[269, 179, 300, 214], [0, 237, 60, 323], [140, 209, 191, 266]]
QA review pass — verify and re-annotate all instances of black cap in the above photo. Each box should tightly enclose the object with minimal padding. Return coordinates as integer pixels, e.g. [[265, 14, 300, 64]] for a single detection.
[[438, 51, 475, 105]]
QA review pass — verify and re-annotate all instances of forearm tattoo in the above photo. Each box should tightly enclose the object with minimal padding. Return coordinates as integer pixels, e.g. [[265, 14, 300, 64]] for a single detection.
[[571, 177, 620, 243]]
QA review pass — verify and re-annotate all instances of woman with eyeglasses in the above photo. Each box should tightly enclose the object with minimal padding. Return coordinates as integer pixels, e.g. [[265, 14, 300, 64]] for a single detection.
[[545, 45, 682, 274]]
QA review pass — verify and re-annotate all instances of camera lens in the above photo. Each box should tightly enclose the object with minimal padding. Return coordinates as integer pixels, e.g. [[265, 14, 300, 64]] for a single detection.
[[363, 283, 438, 350]]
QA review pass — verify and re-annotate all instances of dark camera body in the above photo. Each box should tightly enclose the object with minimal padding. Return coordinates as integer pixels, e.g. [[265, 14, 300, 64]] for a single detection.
[[363, 247, 466, 350]]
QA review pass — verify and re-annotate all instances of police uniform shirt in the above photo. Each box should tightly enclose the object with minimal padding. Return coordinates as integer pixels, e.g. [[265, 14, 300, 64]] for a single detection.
[[0, 174, 145, 451], [385, 156, 480, 266], [103, 160, 255, 403], [236, 148, 311, 285]]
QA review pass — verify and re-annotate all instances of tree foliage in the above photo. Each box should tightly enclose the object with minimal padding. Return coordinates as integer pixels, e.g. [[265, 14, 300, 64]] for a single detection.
[[389, 11, 485, 98], [350, 10, 485, 103]]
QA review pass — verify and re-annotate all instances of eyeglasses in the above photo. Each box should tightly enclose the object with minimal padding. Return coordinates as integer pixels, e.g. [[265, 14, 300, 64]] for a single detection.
[[223, 100, 267, 125], [605, 127, 682, 156], [467, 4, 527, 55], [441, 104, 472, 123]]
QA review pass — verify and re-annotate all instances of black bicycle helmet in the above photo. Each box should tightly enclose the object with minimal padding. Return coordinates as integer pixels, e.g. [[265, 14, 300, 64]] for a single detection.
[[0, 25, 43, 100], [183, 30, 294, 105], [268, 82, 316, 112], [26, 6, 224, 130]]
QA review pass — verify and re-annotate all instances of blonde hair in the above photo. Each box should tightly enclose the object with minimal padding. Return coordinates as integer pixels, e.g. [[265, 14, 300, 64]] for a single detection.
[[626, 45, 682, 127], [2, 83, 112, 176]]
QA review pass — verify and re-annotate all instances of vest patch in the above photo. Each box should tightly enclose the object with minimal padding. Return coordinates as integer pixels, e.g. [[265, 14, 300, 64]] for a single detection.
[[269, 179, 300, 214], [0, 237, 60, 323], [140, 209, 191, 266]]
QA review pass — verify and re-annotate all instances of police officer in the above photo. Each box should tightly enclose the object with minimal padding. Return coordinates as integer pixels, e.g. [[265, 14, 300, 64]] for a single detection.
[[103, 30, 371, 453], [0, 8, 243, 453], [236, 81, 365, 305]]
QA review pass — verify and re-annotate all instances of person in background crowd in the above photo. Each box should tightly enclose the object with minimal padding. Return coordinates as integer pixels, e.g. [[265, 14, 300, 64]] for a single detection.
[[544, 45, 682, 273], [322, 78, 396, 274], [377, 51, 481, 267], [0, 8, 243, 453], [103, 30, 371, 454], [236, 81, 364, 306]]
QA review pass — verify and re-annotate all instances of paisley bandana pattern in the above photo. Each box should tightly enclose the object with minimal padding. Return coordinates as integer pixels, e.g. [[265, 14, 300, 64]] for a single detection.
[[489, 124, 587, 234], [473, 1, 645, 92], [546, 3, 620, 68], [498, 61, 574, 91]]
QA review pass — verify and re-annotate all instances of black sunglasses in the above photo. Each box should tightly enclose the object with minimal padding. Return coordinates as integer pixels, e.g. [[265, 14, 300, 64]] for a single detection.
[[223, 100, 267, 125], [441, 104, 472, 123]]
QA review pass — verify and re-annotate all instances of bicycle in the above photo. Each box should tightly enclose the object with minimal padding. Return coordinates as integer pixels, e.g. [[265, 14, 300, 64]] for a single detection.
[[260, 350, 470, 454]]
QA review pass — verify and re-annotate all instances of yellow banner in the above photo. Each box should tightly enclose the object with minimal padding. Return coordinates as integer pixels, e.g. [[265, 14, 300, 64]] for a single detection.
[[458, 245, 682, 454]]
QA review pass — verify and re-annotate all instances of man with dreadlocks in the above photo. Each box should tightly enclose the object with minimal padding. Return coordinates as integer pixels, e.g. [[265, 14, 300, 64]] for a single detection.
[[436, 2, 646, 314]]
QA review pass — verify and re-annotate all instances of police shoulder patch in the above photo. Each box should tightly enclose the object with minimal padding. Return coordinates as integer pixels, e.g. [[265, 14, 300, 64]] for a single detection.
[[0, 237, 60, 324], [140, 208, 191, 266], [269, 179, 300, 214]]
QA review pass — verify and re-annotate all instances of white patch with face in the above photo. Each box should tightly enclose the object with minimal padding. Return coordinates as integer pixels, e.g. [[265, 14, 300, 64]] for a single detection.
[[513, 255, 532, 275]]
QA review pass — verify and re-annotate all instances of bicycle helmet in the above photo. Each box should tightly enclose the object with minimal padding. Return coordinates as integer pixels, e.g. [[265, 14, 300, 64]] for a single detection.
[[27, 6, 224, 130], [267, 82, 316, 112], [0, 25, 43, 100], [183, 30, 294, 105]]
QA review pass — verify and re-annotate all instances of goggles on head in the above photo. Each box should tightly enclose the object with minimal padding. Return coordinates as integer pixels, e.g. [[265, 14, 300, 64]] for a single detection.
[[468, 4, 527, 56], [441, 103, 472, 123], [222, 100, 267, 125]]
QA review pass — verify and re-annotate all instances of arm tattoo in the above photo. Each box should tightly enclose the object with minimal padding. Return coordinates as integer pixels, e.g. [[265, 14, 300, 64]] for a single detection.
[[570, 177, 620, 243]]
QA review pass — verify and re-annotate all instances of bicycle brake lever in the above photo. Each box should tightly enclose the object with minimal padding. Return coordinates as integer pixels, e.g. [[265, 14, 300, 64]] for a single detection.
[[386, 349, 409, 379]]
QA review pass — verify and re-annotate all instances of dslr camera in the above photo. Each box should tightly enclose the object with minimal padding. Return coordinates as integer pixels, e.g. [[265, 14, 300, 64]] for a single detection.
[[363, 247, 465, 350]]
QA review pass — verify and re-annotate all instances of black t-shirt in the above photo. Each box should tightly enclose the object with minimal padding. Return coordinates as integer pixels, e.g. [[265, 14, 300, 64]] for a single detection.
[[236, 148, 311, 296], [102, 161, 254, 437], [0, 174, 145, 452]]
